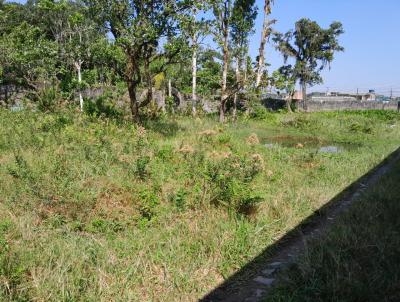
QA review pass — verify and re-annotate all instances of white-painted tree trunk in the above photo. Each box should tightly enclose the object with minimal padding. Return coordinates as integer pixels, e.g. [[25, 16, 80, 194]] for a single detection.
[[168, 79, 172, 98], [192, 47, 197, 116], [75, 61, 83, 112], [233, 57, 240, 120]]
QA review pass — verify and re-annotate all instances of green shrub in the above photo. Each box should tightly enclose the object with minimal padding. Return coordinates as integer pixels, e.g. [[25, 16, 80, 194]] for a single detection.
[[204, 153, 264, 215], [135, 155, 151, 180], [250, 104, 274, 121], [7, 154, 33, 181], [349, 122, 373, 134], [138, 189, 159, 220], [36, 86, 59, 112], [84, 95, 122, 120], [170, 189, 187, 211]]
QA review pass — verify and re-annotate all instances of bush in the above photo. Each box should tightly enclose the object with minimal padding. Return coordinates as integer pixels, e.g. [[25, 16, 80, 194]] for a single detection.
[[349, 122, 373, 134], [36, 87, 60, 112], [84, 94, 122, 120], [135, 155, 151, 180], [138, 189, 159, 221], [204, 153, 264, 216]]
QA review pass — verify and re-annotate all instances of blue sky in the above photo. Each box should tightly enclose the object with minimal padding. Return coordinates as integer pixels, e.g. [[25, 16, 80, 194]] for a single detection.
[[250, 0, 400, 96], [8, 0, 400, 96]]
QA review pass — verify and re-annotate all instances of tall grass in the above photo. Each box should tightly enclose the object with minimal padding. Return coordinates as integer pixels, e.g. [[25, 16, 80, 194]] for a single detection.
[[0, 109, 399, 301], [267, 157, 400, 302]]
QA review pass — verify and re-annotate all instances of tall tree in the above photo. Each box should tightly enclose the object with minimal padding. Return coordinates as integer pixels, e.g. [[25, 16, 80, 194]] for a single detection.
[[255, 0, 275, 88], [230, 0, 257, 119], [273, 18, 344, 110], [180, 1, 210, 116], [211, 0, 233, 123], [65, 12, 98, 111]]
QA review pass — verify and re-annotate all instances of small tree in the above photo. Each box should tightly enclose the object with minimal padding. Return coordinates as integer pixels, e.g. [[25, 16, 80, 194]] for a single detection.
[[86, 0, 191, 121], [211, 0, 232, 123], [0, 22, 57, 93], [230, 0, 257, 119], [66, 12, 98, 111], [273, 18, 344, 110], [271, 66, 295, 112], [180, 1, 210, 116]]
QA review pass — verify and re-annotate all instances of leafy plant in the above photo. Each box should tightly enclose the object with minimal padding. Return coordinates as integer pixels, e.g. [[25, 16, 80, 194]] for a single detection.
[[138, 189, 159, 220], [135, 155, 151, 180]]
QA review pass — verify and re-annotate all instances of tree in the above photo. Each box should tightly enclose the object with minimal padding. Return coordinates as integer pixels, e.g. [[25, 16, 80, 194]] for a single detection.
[[35, 0, 89, 110], [86, 0, 190, 121], [271, 66, 295, 112], [180, 1, 210, 116], [255, 0, 275, 88], [0, 22, 57, 92], [211, 0, 233, 123], [273, 18, 344, 110], [230, 0, 257, 119], [65, 12, 98, 111]]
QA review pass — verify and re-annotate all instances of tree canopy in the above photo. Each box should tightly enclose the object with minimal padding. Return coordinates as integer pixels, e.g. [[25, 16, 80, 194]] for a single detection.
[[273, 18, 344, 109], [0, 1, 345, 117]]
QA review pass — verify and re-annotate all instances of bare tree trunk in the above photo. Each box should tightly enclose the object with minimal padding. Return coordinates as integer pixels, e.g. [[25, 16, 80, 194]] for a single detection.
[[233, 57, 240, 121], [256, 0, 273, 88], [286, 94, 293, 113], [302, 81, 308, 111], [142, 56, 153, 108], [75, 61, 84, 112], [219, 1, 231, 123], [220, 38, 229, 123], [126, 55, 140, 122], [192, 47, 197, 116]]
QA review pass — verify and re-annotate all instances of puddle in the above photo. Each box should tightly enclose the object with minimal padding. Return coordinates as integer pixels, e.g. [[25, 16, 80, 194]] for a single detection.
[[262, 135, 360, 151], [319, 146, 341, 153], [262, 135, 326, 148]]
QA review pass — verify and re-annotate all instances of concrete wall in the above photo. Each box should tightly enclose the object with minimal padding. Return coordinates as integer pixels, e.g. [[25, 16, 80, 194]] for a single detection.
[[301, 100, 398, 111]]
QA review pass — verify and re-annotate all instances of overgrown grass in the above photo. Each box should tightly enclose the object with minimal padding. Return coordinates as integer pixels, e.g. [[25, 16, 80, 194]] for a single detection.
[[266, 153, 400, 302], [0, 109, 399, 301]]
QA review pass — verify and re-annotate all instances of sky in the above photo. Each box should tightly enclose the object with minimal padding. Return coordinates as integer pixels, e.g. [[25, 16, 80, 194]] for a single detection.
[[249, 0, 400, 96], [8, 0, 400, 96]]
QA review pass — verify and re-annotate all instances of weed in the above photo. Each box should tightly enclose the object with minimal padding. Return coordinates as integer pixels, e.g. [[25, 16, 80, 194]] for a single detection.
[[135, 155, 151, 180], [138, 189, 159, 220]]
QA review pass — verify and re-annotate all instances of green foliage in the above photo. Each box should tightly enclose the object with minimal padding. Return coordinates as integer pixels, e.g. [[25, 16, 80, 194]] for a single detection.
[[273, 18, 344, 90], [7, 154, 33, 181], [249, 104, 277, 122], [135, 155, 151, 180], [0, 22, 57, 88], [84, 95, 122, 120], [204, 153, 264, 215], [36, 86, 60, 112], [349, 122, 373, 134], [171, 189, 188, 211], [0, 110, 400, 300], [138, 189, 160, 221]]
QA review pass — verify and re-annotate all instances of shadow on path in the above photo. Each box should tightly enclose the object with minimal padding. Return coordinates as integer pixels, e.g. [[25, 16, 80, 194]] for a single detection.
[[201, 147, 400, 302]]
